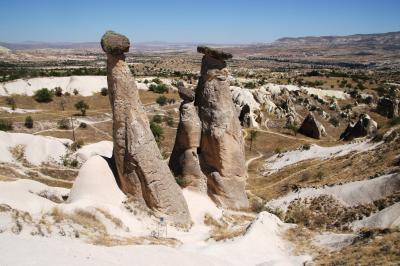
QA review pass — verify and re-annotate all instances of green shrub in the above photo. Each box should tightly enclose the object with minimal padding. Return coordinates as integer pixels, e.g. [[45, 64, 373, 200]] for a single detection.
[[57, 118, 69, 129], [73, 89, 79, 95], [150, 121, 164, 143], [5, 97, 16, 107], [175, 175, 186, 187], [0, 119, 13, 131], [315, 171, 324, 180], [150, 83, 168, 94], [302, 143, 311, 150], [24, 116, 34, 128], [286, 124, 298, 135], [329, 117, 339, 127], [390, 117, 400, 126], [152, 78, 162, 84], [79, 122, 87, 128], [156, 96, 167, 106], [152, 114, 163, 124], [244, 81, 256, 89], [166, 116, 174, 127], [100, 87, 108, 96], [33, 88, 53, 102], [70, 159, 79, 168], [71, 139, 84, 151], [54, 87, 63, 97], [74, 100, 89, 116]]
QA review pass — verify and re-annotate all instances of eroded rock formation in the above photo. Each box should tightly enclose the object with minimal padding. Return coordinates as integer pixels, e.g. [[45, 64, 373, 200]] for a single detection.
[[340, 113, 378, 141], [101, 31, 190, 226], [195, 46, 249, 210], [377, 97, 399, 118], [169, 82, 207, 193], [298, 112, 327, 139]]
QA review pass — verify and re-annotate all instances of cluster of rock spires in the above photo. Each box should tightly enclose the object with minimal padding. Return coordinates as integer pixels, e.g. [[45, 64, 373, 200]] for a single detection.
[[101, 31, 249, 226], [170, 46, 249, 210]]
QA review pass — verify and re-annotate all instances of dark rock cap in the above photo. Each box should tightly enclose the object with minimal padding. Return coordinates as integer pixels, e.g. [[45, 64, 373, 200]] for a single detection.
[[101, 31, 130, 55], [197, 46, 232, 60]]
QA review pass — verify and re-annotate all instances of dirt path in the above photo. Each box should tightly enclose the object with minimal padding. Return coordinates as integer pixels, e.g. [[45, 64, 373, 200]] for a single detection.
[[246, 150, 263, 168], [243, 129, 264, 169]]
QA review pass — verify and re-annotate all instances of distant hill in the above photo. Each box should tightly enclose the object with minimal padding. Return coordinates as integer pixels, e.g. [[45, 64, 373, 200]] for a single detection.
[[1, 31, 399, 53], [273, 31, 400, 48], [0, 41, 100, 50], [0, 41, 235, 52]]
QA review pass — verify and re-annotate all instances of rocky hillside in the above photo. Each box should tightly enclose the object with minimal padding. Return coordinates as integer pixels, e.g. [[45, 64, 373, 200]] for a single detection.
[[274, 31, 400, 48]]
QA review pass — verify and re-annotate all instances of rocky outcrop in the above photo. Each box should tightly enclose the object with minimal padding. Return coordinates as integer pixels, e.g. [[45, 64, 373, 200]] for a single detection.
[[195, 46, 249, 210], [298, 113, 327, 139], [230, 86, 262, 128], [377, 97, 399, 118], [101, 31, 190, 226], [340, 113, 378, 141], [169, 82, 207, 193]]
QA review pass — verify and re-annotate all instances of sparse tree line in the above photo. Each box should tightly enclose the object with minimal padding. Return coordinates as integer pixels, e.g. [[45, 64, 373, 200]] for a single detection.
[[0, 67, 107, 82], [0, 65, 198, 83]]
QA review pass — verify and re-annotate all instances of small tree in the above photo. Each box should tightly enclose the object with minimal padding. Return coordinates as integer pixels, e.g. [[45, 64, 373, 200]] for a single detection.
[[0, 119, 13, 131], [74, 100, 89, 116], [100, 87, 108, 96], [149, 83, 168, 94], [286, 124, 298, 136], [156, 96, 167, 106], [249, 130, 258, 151], [166, 115, 174, 127], [57, 118, 70, 129], [54, 87, 63, 97], [24, 116, 34, 128], [34, 88, 53, 103], [152, 114, 163, 124], [329, 117, 339, 127], [60, 98, 66, 111], [5, 97, 16, 110], [150, 121, 164, 143], [73, 89, 79, 95], [152, 78, 162, 84]]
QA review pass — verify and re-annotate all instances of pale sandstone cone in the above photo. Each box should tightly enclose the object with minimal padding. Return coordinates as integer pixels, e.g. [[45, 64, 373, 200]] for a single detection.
[[195, 46, 249, 210], [101, 31, 191, 226], [169, 82, 207, 193]]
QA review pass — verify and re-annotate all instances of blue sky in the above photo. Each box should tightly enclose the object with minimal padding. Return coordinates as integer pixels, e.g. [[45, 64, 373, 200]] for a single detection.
[[0, 0, 399, 43]]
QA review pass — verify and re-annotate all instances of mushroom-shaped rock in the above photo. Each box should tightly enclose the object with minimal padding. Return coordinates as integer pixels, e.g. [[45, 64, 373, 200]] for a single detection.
[[101, 31, 130, 55], [102, 31, 191, 226], [340, 113, 378, 141], [195, 46, 249, 209], [298, 113, 327, 139]]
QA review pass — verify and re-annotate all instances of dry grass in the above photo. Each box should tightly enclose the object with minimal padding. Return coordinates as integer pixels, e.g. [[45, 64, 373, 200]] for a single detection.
[[49, 207, 180, 247], [284, 225, 321, 257], [92, 235, 181, 247], [204, 213, 254, 241], [248, 128, 400, 201], [9, 145, 26, 162], [96, 208, 124, 229], [313, 228, 400, 266], [37, 167, 78, 181]]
